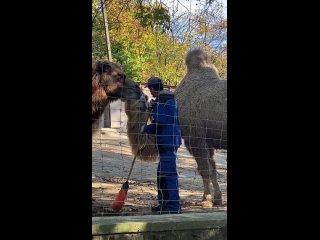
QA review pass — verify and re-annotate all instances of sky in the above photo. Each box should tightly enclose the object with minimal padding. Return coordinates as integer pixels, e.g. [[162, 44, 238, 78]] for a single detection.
[[222, 0, 227, 18], [162, 0, 227, 19]]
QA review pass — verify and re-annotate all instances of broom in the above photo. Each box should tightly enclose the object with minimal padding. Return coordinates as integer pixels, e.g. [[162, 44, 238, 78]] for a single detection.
[[112, 113, 151, 212], [112, 155, 137, 212]]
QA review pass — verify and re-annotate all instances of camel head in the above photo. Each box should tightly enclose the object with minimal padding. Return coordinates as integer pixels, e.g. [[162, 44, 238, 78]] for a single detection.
[[114, 79, 148, 108], [92, 60, 126, 103], [92, 60, 147, 123]]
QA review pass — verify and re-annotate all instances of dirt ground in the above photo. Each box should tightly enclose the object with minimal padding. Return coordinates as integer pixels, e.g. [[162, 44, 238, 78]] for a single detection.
[[92, 128, 227, 217]]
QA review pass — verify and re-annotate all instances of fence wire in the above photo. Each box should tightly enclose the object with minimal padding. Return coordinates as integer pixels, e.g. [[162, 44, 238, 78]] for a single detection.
[[92, 86, 227, 217], [92, 0, 227, 217]]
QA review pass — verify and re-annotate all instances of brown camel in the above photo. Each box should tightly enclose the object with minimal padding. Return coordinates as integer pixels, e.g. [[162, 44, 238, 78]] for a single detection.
[[92, 60, 146, 133]]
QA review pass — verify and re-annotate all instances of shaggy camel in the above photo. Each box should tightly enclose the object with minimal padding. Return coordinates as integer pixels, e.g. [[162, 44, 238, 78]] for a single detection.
[[92, 60, 146, 132], [125, 48, 227, 207], [175, 48, 227, 206]]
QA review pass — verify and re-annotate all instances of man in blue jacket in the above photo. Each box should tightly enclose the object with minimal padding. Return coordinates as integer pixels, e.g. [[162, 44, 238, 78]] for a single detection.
[[141, 77, 182, 214]]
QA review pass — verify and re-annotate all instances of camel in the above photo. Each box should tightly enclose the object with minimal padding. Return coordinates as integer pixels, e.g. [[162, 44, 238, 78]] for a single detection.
[[175, 48, 227, 206]]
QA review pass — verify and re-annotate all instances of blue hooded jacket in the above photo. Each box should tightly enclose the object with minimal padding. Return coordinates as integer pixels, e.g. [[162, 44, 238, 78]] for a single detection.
[[143, 90, 182, 150]]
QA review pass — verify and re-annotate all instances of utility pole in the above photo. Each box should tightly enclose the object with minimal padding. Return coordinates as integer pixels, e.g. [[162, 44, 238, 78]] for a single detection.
[[100, 0, 112, 128], [100, 0, 112, 61]]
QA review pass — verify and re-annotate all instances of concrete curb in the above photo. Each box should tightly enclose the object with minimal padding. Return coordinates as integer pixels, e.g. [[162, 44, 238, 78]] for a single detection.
[[92, 212, 227, 235]]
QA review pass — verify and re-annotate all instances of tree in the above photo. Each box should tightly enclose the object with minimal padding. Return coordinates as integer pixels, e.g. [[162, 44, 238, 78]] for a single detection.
[[92, 0, 227, 84]]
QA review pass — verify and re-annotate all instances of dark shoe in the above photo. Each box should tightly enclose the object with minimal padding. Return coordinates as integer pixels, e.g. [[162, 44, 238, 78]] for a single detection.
[[151, 205, 162, 212]]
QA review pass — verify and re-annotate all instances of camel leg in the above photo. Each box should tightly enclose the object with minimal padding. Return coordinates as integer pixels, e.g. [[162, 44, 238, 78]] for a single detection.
[[201, 174, 212, 201], [209, 149, 222, 205], [192, 146, 213, 202], [184, 135, 213, 206]]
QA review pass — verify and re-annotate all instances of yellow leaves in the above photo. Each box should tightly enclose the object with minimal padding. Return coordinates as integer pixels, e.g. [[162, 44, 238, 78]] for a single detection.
[[198, 25, 210, 34]]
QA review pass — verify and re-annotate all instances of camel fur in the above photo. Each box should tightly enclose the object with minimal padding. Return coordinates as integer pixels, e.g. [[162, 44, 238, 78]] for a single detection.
[[174, 47, 227, 206], [125, 96, 159, 163]]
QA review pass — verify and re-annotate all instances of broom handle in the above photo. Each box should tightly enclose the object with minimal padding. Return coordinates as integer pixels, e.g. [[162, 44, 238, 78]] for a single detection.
[[126, 136, 147, 181], [126, 156, 136, 181]]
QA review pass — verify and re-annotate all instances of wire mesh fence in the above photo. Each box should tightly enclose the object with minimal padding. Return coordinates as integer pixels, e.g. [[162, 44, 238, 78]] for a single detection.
[[92, 86, 227, 217], [92, 0, 227, 217]]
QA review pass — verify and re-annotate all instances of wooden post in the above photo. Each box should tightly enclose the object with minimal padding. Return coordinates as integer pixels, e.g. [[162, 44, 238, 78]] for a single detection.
[[100, 0, 112, 127], [100, 0, 112, 61]]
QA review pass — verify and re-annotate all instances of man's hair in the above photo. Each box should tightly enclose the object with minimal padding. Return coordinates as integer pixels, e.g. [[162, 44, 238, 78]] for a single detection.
[[147, 76, 164, 91]]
